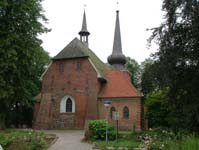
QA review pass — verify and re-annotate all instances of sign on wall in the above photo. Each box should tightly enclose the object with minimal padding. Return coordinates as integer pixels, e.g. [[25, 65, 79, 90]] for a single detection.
[[112, 111, 119, 121]]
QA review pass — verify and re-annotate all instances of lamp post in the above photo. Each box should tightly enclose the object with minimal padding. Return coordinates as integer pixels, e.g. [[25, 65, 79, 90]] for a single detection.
[[104, 100, 111, 143]]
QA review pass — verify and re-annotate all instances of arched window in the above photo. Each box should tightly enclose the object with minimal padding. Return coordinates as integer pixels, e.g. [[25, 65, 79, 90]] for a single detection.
[[60, 96, 75, 113], [66, 98, 72, 112], [110, 107, 116, 120], [123, 106, 129, 119]]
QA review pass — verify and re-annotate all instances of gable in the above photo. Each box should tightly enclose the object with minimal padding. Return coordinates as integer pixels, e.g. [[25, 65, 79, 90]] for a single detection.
[[51, 38, 109, 80]]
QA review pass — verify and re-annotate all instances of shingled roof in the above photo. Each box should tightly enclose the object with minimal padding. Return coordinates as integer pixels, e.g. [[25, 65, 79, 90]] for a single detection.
[[99, 70, 141, 98], [53, 38, 109, 80]]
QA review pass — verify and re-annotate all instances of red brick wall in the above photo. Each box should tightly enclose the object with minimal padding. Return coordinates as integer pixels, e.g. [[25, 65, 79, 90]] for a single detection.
[[33, 102, 40, 124], [33, 58, 101, 129], [98, 97, 142, 130]]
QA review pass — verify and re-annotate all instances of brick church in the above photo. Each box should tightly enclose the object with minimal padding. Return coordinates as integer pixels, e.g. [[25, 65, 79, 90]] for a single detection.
[[33, 10, 143, 130]]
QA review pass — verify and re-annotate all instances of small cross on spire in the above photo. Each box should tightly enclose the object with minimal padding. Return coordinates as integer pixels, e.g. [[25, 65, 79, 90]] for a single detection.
[[116, 0, 119, 11], [84, 4, 87, 9]]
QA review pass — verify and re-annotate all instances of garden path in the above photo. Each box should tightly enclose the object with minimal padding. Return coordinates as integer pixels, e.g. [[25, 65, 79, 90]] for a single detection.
[[43, 130, 93, 150]]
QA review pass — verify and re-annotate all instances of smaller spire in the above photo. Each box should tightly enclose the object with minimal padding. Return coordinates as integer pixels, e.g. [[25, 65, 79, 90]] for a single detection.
[[79, 9, 90, 47], [81, 9, 88, 32]]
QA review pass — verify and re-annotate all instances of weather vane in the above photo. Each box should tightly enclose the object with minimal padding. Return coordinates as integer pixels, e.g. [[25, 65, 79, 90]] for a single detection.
[[84, 4, 87, 9], [116, 0, 119, 10]]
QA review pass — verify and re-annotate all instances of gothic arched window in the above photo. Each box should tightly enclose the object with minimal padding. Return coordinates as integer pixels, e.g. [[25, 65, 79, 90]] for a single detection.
[[66, 98, 72, 112], [60, 96, 75, 113], [110, 107, 116, 120], [123, 106, 129, 119]]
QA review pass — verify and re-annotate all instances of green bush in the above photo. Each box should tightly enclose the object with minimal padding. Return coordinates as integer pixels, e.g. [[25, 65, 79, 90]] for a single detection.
[[0, 134, 12, 147], [145, 90, 171, 128], [31, 136, 47, 150], [89, 120, 115, 140]]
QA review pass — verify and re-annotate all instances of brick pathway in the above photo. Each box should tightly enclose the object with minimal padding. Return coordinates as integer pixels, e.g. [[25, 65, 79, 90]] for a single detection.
[[43, 130, 92, 150]]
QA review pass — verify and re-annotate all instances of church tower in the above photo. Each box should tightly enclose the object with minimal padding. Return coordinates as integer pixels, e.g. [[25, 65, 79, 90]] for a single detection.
[[79, 10, 90, 47], [108, 10, 126, 70]]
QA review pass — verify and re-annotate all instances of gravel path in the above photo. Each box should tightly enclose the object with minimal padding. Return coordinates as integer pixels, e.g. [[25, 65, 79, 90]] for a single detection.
[[43, 130, 93, 150]]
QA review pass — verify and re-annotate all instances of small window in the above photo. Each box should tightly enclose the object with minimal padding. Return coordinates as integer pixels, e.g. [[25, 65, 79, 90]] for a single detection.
[[58, 63, 64, 72], [110, 107, 116, 120], [123, 106, 129, 119], [76, 62, 81, 71], [66, 98, 72, 112]]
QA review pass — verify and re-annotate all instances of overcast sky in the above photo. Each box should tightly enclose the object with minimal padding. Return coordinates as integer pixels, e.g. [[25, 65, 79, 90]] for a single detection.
[[39, 0, 164, 64]]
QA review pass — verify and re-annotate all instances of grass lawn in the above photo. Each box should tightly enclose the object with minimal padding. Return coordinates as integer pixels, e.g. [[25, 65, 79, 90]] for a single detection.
[[92, 131, 144, 149], [93, 139, 142, 147], [0, 129, 56, 150]]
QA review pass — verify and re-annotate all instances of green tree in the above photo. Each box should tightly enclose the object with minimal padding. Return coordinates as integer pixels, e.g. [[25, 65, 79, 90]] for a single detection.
[[0, 0, 50, 129], [140, 59, 158, 95], [149, 0, 199, 131], [125, 57, 140, 88], [145, 89, 170, 128]]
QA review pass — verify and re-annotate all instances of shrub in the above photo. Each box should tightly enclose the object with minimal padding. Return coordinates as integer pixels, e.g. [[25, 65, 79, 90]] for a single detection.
[[89, 120, 115, 140], [31, 136, 47, 150], [0, 134, 12, 147], [145, 90, 170, 128]]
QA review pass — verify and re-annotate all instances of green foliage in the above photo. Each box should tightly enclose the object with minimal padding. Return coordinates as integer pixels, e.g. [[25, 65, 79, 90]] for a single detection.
[[125, 57, 141, 88], [93, 139, 141, 148], [130, 129, 199, 150], [148, 0, 199, 132], [31, 136, 47, 150], [93, 129, 199, 149], [0, 134, 11, 147], [140, 59, 158, 95], [178, 135, 199, 150], [93, 131, 143, 148], [145, 89, 171, 128], [89, 120, 115, 140], [0, 0, 50, 128], [148, 132, 199, 150], [0, 129, 51, 150]]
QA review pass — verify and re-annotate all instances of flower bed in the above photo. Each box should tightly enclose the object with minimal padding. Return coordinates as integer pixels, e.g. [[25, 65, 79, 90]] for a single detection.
[[0, 129, 56, 150]]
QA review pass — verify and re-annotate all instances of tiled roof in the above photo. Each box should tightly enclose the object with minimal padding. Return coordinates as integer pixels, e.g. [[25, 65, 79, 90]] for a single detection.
[[53, 38, 89, 60], [53, 38, 109, 80], [99, 70, 141, 98]]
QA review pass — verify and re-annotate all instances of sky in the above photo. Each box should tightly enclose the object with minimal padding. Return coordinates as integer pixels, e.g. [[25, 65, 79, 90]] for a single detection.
[[39, 0, 164, 64]]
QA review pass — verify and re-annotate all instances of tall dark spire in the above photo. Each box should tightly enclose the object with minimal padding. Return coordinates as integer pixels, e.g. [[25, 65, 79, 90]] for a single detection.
[[79, 10, 90, 47], [108, 10, 126, 70]]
